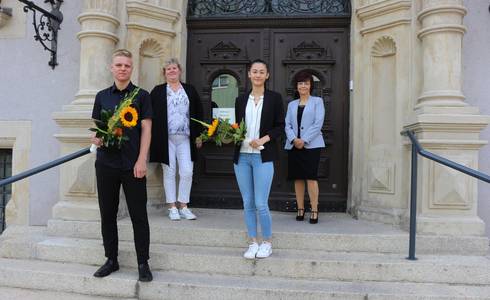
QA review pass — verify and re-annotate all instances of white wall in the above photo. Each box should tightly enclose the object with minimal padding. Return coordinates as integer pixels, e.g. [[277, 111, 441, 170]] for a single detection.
[[463, 0, 490, 238], [0, 1, 82, 225]]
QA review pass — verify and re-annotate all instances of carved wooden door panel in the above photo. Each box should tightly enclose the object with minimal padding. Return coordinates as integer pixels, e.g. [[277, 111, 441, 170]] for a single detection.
[[187, 27, 349, 212], [270, 28, 349, 211], [187, 29, 261, 209]]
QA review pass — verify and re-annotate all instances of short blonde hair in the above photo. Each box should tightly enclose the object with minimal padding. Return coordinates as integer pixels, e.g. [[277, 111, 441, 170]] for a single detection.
[[112, 49, 133, 59], [163, 58, 182, 73]]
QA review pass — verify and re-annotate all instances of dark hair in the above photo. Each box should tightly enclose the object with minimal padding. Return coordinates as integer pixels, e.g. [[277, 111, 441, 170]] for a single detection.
[[293, 70, 314, 95], [248, 59, 269, 72]]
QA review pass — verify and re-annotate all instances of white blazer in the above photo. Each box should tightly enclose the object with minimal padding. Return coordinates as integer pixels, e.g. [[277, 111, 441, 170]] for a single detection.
[[284, 95, 325, 150]]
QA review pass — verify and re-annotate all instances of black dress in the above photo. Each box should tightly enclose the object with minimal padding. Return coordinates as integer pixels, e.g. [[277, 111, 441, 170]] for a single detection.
[[287, 105, 321, 180]]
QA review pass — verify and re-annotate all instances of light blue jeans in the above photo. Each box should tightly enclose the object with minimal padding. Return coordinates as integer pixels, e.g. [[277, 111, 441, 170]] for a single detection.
[[234, 153, 274, 240]]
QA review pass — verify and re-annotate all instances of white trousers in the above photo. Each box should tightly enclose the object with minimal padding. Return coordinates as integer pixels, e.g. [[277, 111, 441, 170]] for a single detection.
[[163, 134, 194, 204]]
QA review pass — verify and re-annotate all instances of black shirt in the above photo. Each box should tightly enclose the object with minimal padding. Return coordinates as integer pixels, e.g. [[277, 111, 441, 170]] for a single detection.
[[91, 82, 152, 170], [297, 105, 305, 139]]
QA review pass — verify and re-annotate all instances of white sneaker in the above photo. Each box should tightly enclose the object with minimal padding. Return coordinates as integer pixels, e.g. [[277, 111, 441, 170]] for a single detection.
[[243, 243, 259, 259], [168, 207, 180, 221], [179, 207, 197, 220], [256, 242, 272, 258]]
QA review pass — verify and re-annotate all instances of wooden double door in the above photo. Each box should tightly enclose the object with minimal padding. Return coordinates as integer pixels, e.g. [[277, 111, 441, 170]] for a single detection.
[[187, 24, 349, 212]]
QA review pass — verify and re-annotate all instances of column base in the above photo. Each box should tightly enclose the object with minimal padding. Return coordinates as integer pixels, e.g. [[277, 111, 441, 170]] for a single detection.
[[356, 205, 406, 226], [52, 201, 101, 221], [411, 215, 486, 236]]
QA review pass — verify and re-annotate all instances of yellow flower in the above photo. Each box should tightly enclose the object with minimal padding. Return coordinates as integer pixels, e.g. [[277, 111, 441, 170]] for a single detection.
[[120, 106, 138, 127], [207, 119, 219, 136]]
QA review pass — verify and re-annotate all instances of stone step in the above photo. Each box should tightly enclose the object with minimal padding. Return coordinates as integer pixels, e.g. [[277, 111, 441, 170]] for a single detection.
[[0, 258, 489, 300], [46, 210, 489, 255], [23, 237, 490, 285], [0, 287, 127, 300]]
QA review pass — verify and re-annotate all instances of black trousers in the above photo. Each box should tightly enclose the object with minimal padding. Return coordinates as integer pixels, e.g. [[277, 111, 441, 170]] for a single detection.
[[95, 165, 150, 264]]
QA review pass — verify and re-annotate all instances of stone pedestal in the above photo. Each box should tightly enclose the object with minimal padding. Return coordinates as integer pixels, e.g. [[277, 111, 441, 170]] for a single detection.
[[403, 0, 489, 236], [52, 0, 120, 221], [352, 0, 413, 225]]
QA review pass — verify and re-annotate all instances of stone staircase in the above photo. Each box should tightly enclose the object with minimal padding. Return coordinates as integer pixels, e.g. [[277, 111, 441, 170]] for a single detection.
[[0, 209, 489, 299]]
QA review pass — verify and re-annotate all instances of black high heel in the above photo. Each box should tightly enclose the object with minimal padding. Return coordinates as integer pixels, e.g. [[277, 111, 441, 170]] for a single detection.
[[309, 211, 318, 224], [296, 208, 305, 221]]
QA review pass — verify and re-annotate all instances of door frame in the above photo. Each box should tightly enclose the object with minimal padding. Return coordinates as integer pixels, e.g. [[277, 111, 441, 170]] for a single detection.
[[186, 15, 351, 212]]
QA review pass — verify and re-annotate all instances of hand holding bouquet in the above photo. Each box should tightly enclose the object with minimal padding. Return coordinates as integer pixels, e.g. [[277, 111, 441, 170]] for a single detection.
[[192, 118, 246, 146], [90, 88, 140, 149]]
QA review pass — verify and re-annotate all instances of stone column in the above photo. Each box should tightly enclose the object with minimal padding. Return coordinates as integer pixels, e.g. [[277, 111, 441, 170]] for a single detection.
[[73, 0, 120, 108], [51, 0, 120, 221], [404, 0, 489, 236], [416, 0, 467, 109]]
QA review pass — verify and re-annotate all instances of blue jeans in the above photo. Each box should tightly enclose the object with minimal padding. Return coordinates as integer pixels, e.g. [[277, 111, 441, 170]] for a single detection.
[[234, 153, 274, 239]]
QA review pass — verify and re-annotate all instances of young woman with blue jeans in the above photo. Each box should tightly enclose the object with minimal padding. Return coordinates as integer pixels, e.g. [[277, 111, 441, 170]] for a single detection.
[[233, 59, 285, 259]]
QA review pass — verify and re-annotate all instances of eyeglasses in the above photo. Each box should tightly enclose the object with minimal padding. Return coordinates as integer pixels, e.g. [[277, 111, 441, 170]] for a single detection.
[[297, 82, 311, 86]]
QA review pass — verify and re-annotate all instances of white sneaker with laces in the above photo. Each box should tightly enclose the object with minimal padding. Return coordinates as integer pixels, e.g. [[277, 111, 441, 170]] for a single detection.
[[168, 207, 180, 221], [243, 243, 259, 259], [179, 207, 197, 220], [256, 242, 272, 258]]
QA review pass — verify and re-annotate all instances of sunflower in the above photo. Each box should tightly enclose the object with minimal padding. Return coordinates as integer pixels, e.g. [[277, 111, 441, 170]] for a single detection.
[[120, 106, 138, 127], [207, 119, 219, 137]]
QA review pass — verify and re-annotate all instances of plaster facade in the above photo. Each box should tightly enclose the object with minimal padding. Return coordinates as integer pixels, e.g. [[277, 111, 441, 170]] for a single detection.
[[0, 0, 489, 239], [462, 0, 490, 238], [0, 0, 81, 225]]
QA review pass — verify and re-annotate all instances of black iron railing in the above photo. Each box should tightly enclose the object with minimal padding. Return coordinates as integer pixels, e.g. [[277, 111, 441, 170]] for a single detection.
[[401, 130, 490, 260], [0, 147, 93, 232], [0, 147, 92, 189]]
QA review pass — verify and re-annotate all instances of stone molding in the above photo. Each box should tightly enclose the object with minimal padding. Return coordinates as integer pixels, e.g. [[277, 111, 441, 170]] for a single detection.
[[126, 0, 180, 24], [140, 38, 167, 57], [78, 12, 120, 27], [371, 35, 396, 57], [356, 0, 411, 35], [126, 23, 176, 37], [83, 0, 118, 15], [0, 121, 31, 227], [76, 30, 119, 43], [417, 24, 466, 39], [417, 4, 467, 23], [0, 8, 12, 29], [0, 0, 26, 38], [357, 0, 411, 20]]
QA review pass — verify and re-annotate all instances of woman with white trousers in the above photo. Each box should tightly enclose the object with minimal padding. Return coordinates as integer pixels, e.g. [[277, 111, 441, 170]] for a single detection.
[[149, 58, 203, 220]]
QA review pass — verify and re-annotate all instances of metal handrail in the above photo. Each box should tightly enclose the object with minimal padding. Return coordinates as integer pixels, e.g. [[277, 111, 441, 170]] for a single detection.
[[401, 130, 490, 260], [0, 146, 93, 188]]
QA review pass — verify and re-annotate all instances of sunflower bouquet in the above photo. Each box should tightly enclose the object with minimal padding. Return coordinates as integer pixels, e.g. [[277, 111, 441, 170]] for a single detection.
[[90, 88, 140, 149], [191, 118, 246, 146]]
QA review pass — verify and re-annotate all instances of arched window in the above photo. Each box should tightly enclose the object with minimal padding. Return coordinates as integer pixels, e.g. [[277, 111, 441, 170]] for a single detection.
[[211, 73, 239, 123]]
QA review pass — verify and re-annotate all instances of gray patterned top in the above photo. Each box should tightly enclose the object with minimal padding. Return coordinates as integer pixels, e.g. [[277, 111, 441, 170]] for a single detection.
[[166, 84, 190, 136]]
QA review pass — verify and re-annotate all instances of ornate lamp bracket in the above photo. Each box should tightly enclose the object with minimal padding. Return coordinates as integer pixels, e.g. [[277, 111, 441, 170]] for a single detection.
[[18, 0, 63, 69]]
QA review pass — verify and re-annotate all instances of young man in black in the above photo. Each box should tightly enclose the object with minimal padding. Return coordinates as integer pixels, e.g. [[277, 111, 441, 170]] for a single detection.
[[91, 49, 153, 281]]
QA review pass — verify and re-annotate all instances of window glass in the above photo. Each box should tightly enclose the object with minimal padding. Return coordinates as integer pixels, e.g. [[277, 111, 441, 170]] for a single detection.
[[211, 74, 238, 123]]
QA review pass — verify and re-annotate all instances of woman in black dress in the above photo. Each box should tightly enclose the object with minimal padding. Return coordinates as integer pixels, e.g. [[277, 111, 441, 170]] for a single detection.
[[284, 71, 325, 223]]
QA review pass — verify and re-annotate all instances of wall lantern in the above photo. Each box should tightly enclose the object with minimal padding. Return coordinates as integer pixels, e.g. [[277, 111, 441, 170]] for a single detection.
[[18, 0, 63, 69]]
